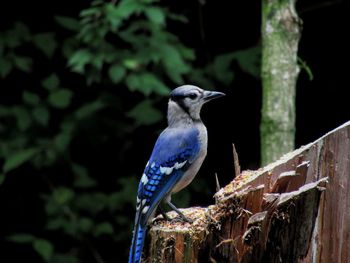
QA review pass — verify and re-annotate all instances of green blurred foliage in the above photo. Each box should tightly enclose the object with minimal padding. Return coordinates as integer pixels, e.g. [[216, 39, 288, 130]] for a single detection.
[[0, 0, 261, 262]]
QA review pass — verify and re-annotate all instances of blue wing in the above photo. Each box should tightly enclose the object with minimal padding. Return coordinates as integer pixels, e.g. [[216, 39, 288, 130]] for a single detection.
[[136, 127, 200, 227], [129, 127, 200, 263]]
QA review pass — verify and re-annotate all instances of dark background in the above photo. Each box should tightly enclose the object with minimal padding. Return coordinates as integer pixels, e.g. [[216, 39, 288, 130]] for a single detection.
[[0, 0, 349, 262]]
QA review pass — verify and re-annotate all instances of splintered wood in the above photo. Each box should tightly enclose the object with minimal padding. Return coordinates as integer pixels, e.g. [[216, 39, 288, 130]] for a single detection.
[[145, 121, 350, 263]]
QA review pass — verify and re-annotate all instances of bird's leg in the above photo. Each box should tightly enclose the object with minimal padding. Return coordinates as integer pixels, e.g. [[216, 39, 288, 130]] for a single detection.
[[158, 205, 170, 221], [166, 201, 193, 223]]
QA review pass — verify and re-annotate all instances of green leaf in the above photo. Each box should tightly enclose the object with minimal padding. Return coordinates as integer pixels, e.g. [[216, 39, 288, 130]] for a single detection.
[[75, 100, 105, 119], [46, 218, 66, 230], [188, 68, 213, 88], [92, 1, 105, 7], [33, 239, 53, 262], [11, 106, 32, 131], [234, 46, 261, 78], [61, 120, 75, 132], [54, 121, 74, 153], [126, 73, 169, 96], [48, 89, 73, 109], [126, 74, 141, 92], [44, 149, 57, 165], [80, 7, 100, 17], [54, 16, 80, 31], [45, 198, 58, 215], [7, 233, 35, 243], [32, 106, 50, 126], [160, 45, 189, 83], [115, 0, 142, 19], [79, 217, 93, 232], [127, 100, 163, 126], [141, 73, 169, 95], [53, 187, 74, 205], [94, 222, 114, 237], [75, 193, 107, 214], [54, 131, 71, 153], [2, 32, 20, 49], [298, 57, 314, 81], [68, 49, 92, 73], [212, 53, 235, 85], [72, 163, 97, 188], [62, 37, 79, 59], [42, 73, 59, 90], [178, 45, 196, 60], [108, 64, 126, 84], [123, 59, 140, 70], [90, 53, 105, 70], [22, 91, 40, 105], [61, 221, 78, 236], [168, 13, 188, 23], [13, 56, 32, 72], [32, 33, 57, 58], [12, 22, 31, 42], [2, 22, 30, 48], [3, 148, 38, 173], [105, 4, 123, 29], [0, 58, 13, 78], [145, 7, 165, 25], [5, 23, 30, 46], [108, 177, 138, 210]]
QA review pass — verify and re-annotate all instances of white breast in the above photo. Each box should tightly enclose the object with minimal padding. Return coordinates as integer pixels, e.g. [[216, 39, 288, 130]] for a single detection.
[[171, 123, 208, 194]]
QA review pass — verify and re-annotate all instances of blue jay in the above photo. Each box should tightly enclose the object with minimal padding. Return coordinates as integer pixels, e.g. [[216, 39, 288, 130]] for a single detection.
[[128, 85, 225, 263]]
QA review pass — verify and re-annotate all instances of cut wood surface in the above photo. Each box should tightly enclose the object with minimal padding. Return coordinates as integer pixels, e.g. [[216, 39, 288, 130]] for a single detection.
[[144, 121, 350, 263]]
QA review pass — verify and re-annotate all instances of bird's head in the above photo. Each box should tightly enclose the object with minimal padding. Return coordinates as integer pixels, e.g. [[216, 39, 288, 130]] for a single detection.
[[168, 85, 225, 125]]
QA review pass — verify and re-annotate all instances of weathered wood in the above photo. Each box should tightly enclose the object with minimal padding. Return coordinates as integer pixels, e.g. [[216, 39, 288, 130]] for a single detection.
[[145, 121, 350, 263], [232, 143, 241, 176]]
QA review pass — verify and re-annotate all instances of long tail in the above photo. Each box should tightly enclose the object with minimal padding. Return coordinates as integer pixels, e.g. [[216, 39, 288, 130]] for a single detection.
[[128, 223, 147, 263]]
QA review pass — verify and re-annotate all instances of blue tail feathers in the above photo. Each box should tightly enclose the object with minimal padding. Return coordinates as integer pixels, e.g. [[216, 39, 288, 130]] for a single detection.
[[128, 224, 146, 263]]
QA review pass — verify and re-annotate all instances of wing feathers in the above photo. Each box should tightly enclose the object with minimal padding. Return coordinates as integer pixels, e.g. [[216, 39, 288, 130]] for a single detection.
[[136, 127, 200, 226]]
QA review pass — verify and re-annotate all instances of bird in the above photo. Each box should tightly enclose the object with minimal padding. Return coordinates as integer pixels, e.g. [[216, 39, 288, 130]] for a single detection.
[[128, 85, 225, 263]]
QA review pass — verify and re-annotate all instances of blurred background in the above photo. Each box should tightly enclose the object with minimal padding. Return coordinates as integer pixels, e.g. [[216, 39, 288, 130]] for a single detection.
[[0, 0, 349, 262]]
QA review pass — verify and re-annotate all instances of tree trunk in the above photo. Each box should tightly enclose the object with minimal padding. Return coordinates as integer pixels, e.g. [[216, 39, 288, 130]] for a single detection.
[[144, 121, 350, 263], [260, 0, 302, 165]]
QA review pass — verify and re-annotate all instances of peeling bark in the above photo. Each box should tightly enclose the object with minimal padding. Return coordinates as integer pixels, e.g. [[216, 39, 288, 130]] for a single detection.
[[144, 121, 350, 263], [260, 0, 302, 165]]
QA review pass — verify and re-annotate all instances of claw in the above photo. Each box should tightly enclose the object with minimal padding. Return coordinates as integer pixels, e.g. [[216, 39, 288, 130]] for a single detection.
[[166, 200, 193, 223]]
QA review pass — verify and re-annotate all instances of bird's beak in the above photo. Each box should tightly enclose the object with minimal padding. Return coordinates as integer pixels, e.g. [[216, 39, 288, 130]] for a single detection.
[[203, 91, 226, 102]]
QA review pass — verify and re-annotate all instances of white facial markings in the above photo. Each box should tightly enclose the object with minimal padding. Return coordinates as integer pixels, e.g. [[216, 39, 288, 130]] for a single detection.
[[141, 173, 148, 185], [193, 89, 201, 97], [142, 206, 149, 214]]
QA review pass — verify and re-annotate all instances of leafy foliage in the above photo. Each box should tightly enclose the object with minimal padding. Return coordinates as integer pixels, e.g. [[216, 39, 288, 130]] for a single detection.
[[0, 1, 261, 262]]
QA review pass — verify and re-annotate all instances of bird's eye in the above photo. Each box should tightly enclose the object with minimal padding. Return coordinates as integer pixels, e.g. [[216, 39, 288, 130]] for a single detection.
[[188, 93, 198, 100]]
